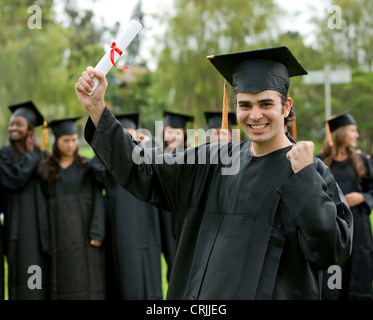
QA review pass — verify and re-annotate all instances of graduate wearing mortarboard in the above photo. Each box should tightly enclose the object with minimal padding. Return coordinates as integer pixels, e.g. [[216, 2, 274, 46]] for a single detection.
[[160, 110, 194, 282], [77, 46, 353, 299], [317, 112, 373, 300], [93, 112, 167, 299], [204, 111, 237, 143], [163, 111, 193, 152], [37, 117, 106, 299], [0, 101, 50, 300]]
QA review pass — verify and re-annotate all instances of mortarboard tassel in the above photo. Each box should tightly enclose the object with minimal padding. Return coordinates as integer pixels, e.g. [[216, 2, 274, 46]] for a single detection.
[[41, 119, 48, 151], [221, 80, 228, 130], [325, 121, 333, 147], [220, 80, 229, 139]]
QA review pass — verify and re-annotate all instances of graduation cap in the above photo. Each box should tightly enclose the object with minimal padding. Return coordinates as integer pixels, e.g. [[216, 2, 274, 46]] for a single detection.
[[115, 113, 139, 129], [205, 111, 236, 130], [325, 112, 357, 146], [207, 46, 308, 96], [49, 117, 81, 140], [164, 111, 193, 129], [8, 101, 44, 128]]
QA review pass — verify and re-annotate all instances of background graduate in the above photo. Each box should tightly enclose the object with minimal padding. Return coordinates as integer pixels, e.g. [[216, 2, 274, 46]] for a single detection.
[[160, 111, 193, 281], [204, 110, 237, 143], [76, 46, 353, 299], [318, 112, 373, 300], [37, 117, 106, 299], [95, 112, 165, 300], [0, 101, 50, 299], [162, 111, 193, 152]]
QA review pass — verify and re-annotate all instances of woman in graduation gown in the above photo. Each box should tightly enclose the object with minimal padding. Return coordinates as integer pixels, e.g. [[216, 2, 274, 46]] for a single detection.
[[37, 117, 106, 300], [160, 112, 193, 282], [0, 101, 50, 300], [95, 113, 165, 300], [318, 113, 373, 300]]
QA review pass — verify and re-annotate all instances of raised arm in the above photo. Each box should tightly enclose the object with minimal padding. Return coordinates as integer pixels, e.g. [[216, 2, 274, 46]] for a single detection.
[[75, 66, 107, 127], [75, 67, 172, 211]]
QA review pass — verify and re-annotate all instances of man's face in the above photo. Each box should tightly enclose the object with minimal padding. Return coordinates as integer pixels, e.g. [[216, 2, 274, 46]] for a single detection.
[[235, 90, 291, 145]]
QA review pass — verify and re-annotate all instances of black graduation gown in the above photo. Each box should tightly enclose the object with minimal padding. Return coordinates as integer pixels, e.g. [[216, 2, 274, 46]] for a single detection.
[[84, 107, 353, 300], [37, 159, 106, 300], [0, 145, 50, 300], [96, 163, 164, 300], [146, 140, 177, 284], [92, 137, 168, 300], [159, 146, 178, 283], [318, 155, 373, 300], [158, 208, 176, 282]]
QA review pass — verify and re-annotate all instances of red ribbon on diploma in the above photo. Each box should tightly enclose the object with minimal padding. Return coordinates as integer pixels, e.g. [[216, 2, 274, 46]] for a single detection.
[[110, 42, 129, 70]]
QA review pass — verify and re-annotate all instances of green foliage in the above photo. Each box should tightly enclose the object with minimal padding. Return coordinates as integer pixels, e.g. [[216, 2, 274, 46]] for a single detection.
[[0, 0, 108, 146], [1, 0, 373, 152], [152, 0, 281, 129]]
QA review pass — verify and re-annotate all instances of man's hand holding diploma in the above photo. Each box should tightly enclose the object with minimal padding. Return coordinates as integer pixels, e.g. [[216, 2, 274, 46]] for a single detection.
[[75, 67, 107, 127], [75, 19, 142, 126]]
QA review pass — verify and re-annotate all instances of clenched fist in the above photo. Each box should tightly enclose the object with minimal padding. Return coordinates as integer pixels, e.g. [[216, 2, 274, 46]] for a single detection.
[[75, 66, 108, 127], [286, 141, 314, 173]]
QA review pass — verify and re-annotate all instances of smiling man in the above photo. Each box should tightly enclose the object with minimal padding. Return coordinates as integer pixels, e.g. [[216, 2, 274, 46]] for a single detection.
[[75, 46, 353, 299]]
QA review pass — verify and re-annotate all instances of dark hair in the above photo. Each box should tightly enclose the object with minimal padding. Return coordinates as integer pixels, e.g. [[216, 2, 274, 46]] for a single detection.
[[320, 126, 367, 179], [279, 93, 295, 128], [38, 142, 88, 183]]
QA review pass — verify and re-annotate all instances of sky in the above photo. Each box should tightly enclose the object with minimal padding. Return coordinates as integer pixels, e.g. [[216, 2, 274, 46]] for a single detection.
[[55, 0, 329, 70]]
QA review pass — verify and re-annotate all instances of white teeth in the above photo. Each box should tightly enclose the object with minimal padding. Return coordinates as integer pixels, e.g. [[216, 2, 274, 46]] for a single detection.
[[250, 124, 266, 130]]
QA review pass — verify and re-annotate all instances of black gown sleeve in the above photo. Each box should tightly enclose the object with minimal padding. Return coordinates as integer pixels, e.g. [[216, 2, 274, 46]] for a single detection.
[[85, 107, 184, 212], [85, 107, 218, 214], [35, 176, 51, 252], [87, 160, 106, 242], [0, 147, 41, 191], [277, 158, 353, 269]]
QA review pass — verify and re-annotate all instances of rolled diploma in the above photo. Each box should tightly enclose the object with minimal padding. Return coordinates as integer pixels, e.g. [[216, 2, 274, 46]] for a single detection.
[[89, 19, 143, 95]]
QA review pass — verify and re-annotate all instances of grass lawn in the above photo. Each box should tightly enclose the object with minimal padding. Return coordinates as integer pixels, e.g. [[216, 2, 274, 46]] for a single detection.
[[161, 254, 169, 299], [4, 257, 7, 300]]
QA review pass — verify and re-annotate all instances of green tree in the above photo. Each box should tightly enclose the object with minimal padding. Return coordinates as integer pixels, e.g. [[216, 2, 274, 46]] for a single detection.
[[126, 0, 145, 66], [0, 0, 71, 145], [271, 31, 328, 144], [151, 0, 281, 129], [0, 0, 116, 147], [311, 0, 373, 153], [315, 0, 373, 69]]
